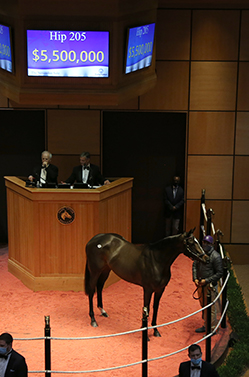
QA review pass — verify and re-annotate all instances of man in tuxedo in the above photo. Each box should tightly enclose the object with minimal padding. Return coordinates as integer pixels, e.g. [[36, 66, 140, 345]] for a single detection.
[[65, 151, 110, 187], [179, 344, 220, 377], [28, 150, 58, 186], [164, 175, 184, 236], [0, 333, 28, 377]]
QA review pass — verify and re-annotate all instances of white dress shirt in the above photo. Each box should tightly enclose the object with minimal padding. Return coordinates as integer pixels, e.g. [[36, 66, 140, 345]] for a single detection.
[[190, 360, 202, 377], [0, 351, 12, 377], [82, 165, 90, 183], [40, 166, 48, 184]]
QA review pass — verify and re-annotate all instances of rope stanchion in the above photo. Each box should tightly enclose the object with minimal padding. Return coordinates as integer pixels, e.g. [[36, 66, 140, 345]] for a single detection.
[[44, 316, 51, 377], [205, 290, 212, 362], [199, 189, 206, 243], [142, 307, 148, 377]]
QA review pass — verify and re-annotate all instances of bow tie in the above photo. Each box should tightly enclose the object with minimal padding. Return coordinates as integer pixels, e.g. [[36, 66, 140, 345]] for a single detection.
[[83, 166, 90, 170], [191, 365, 201, 370], [0, 354, 8, 359]]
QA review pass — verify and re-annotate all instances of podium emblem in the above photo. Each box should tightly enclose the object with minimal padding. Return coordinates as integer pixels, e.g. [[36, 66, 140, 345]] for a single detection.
[[57, 206, 75, 224]]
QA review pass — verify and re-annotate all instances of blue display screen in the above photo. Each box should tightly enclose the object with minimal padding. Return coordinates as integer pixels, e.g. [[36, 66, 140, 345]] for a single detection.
[[27, 30, 109, 77], [125, 23, 155, 74], [0, 24, 13, 73]]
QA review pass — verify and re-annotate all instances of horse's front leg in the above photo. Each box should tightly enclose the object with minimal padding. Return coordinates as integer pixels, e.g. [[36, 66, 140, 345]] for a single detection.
[[143, 289, 153, 317], [152, 288, 165, 337], [143, 289, 154, 339]]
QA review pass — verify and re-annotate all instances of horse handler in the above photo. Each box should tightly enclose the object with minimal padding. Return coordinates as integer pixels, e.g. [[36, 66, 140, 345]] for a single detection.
[[192, 235, 223, 334]]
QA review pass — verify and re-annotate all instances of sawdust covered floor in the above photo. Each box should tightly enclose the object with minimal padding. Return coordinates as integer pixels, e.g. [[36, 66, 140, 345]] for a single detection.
[[0, 245, 220, 377]]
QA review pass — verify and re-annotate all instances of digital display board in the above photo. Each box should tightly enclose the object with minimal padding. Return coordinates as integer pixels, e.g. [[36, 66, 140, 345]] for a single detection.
[[125, 23, 155, 74], [0, 23, 13, 73], [27, 30, 109, 77]]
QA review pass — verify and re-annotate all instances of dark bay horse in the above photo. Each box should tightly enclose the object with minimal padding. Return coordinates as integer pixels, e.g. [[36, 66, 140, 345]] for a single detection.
[[84, 229, 207, 337]]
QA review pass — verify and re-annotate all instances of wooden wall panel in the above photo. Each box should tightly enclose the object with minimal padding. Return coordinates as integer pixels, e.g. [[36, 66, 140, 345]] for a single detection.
[[47, 110, 101, 154], [237, 63, 249, 111], [58, 104, 88, 109], [186, 199, 231, 243], [190, 62, 237, 110], [186, 200, 200, 238], [0, 93, 8, 107], [205, 200, 231, 243], [225, 244, 249, 264], [158, 0, 249, 9], [191, 10, 240, 60], [240, 11, 249, 60], [90, 97, 139, 110], [232, 201, 249, 243], [8, 101, 57, 109], [235, 112, 249, 155], [188, 112, 235, 155], [187, 156, 233, 199], [156, 10, 191, 60], [140, 61, 189, 110], [233, 156, 249, 199]]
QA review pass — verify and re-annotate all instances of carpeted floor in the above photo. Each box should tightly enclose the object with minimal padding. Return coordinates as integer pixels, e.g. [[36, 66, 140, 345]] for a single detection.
[[0, 244, 230, 376]]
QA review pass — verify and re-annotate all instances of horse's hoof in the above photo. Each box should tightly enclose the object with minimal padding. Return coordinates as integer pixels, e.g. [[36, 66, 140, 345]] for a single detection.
[[101, 312, 109, 318], [154, 329, 161, 337], [99, 308, 109, 317], [91, 320, 98, 327]]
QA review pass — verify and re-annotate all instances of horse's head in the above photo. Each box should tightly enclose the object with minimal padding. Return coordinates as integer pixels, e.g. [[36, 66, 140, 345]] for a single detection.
[[182, 228, 209, 263]]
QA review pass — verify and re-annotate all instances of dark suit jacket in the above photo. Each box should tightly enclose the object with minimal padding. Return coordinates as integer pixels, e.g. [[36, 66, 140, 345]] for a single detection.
[[164, 185, 184, 219], [179, 360, 220, 377], [5, 349, 28, 377], [65, 164, 106, 186], [32, 164, 58, 184]]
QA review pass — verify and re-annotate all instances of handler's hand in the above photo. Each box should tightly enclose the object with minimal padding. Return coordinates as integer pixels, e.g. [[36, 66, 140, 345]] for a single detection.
[[198, 279, 206, 286]]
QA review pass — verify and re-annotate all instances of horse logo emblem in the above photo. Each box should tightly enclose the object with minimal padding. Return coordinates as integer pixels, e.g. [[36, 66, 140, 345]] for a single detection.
[[57, 207, 75, 225]]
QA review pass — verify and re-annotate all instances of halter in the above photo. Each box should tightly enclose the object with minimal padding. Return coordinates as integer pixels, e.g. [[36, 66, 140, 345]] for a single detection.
[[184, 236, 207, 262]]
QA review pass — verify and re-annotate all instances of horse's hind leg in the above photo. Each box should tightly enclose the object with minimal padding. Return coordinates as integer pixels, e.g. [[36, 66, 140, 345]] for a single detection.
[[97, 269, 111, 318], [152, 288, 165, 337], [85, 262, 100, 327], [88, 291, 98, 327]]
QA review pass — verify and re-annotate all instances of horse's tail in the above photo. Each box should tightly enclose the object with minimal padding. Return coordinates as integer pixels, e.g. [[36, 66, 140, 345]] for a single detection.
[[84, 260, 91, 296]]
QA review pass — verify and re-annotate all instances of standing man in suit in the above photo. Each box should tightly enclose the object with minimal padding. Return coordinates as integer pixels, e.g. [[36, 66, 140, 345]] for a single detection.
[[164, 175, 184, 236], [65, 151, 110, 187], [179, 344, 220, 377], [28, 150, 58, 186], [0, 333, 28, 377]]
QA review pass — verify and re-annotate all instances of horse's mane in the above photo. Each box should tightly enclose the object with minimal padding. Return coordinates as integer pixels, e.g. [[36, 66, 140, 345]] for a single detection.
[[144, 233, 181, 252]]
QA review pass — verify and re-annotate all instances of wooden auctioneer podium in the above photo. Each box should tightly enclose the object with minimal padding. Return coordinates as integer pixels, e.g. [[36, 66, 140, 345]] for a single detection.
[[4, 176, 133, 292]]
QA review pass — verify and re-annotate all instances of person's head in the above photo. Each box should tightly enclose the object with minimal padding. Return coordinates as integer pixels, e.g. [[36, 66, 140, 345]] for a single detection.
[[188, 344, 202, 365], [80, 152, 91, 167], [202, 235, 214, 252], [173, 175, 180, 186], [0, 333, 13, 354], [41, 151, 52, 164]]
